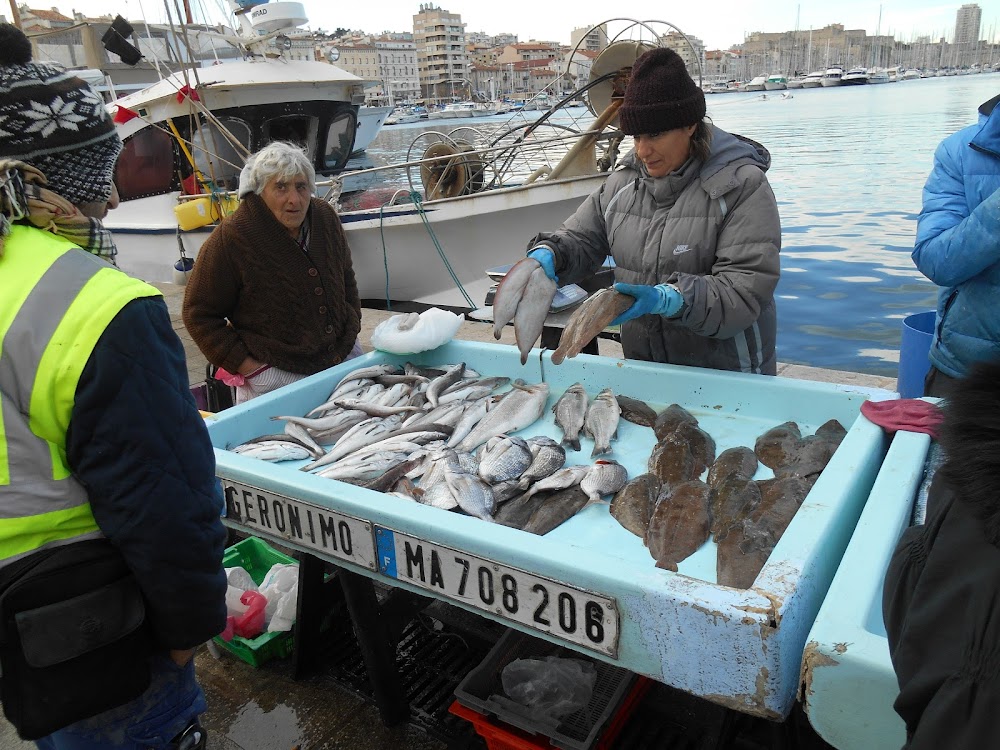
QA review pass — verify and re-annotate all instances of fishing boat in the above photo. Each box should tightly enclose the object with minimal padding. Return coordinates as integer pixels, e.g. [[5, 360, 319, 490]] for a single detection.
[[763, 73, 788, 90], [107, 17, 697, 309], [353, 106, 393, 154]]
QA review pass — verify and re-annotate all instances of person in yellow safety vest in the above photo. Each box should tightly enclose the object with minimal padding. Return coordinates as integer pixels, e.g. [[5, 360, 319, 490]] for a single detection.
[[0, 24, 226, 749]]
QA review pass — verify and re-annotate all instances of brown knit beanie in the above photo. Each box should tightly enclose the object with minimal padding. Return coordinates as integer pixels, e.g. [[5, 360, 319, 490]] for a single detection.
[[0, 23, 121, 205], [618, 47, 706, 135]]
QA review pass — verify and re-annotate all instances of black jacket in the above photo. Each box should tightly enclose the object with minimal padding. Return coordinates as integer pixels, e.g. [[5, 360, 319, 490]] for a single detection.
[[883, 361, 1000, 749], [66, 296, 228, 650]]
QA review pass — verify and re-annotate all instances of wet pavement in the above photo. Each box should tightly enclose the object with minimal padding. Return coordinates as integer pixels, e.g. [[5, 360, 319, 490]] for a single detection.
[[0, 283, 893, 748]]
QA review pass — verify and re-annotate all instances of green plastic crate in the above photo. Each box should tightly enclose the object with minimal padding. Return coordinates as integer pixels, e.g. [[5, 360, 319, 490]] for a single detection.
[[214, 536, 298, 668]]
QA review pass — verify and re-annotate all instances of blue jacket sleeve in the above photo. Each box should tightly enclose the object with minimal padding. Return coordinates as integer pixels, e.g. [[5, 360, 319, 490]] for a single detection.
[[912, 137, 1000, 288], [66, 296, 228, 650]]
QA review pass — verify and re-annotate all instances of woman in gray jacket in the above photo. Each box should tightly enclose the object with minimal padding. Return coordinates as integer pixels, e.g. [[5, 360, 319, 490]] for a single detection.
[[528, 47, 781, 374]]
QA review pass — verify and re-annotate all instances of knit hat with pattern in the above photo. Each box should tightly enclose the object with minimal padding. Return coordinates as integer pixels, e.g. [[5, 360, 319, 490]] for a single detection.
[[618, 47, 706, 135], [0, 23, 121, 205]]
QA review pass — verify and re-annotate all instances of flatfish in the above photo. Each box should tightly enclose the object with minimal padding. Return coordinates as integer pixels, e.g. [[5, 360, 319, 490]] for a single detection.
[[522, 485, 590, 535], [710, 477, 761, 541], [773, 435, 837, 481], [610, 473, 660, 537], [717, 476, 808, 588], [616, 395, 657, 428], [653, 404, 699, 443], [552, 382, 589, 451], [754, 421, 802, 470], [550, 288, 633, 365], [580, 459, 628, 502], [815, 419, 848, 446], [645, 480, 713, 572], [673, 421, 716, 476], [495, 490, 549, 528], [648, 433, 698, 489], [584, 388, 620, 457], [707, 446, 759, 489]]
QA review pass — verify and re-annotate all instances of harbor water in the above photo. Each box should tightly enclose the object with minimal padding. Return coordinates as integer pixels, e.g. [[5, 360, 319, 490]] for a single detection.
[[357, 75, 999, 377]]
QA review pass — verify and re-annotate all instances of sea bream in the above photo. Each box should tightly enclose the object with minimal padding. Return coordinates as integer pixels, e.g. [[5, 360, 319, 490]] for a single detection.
[[584, 388, 620, 457], [552, 382, 589, 451]]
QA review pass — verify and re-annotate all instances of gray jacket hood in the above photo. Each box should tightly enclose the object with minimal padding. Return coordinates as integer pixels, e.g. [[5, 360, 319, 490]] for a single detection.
[[622, 124, 771, 196]]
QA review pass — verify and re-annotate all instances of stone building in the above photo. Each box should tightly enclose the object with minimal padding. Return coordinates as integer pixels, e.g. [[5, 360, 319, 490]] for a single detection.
[[413, 4, 469, 103]]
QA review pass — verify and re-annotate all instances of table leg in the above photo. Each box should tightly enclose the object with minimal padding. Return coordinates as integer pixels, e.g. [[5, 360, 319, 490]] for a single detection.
[[338, 569, 410, 726]]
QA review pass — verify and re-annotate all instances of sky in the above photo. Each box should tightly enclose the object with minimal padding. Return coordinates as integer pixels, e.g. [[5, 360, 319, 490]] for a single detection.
[[56, 1, 998, 50]]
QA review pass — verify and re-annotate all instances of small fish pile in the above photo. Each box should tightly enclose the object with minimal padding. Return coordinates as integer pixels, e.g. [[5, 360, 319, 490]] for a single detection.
[[552, 383, 622, 457], [550, 288, 633, 365], [491, 257, 558, 364], [230, 362, 630, 533], [605, 404, 848, 586]]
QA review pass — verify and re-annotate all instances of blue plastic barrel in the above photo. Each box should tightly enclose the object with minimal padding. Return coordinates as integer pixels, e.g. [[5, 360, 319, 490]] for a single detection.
[[897, 311, 936, 397]]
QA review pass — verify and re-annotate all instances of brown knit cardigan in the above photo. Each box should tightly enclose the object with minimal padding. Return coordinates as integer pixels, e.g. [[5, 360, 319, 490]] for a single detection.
[[182, 193, 362, 376]]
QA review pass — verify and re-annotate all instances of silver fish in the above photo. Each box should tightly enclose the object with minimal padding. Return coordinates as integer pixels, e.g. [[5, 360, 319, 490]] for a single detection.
[[334, 364, 400, 390], [426, 362, 466, 408], [552, 383, 589, 451], [232, 440, 312, 462], [444, 466, 496, 520], [517, 437, 567, 489], [332, 399, 420, 417], [520, 464, 591, 500], [456, 382, 550, 452], [447, 396, 494, 448], [492, 257, 541, 339], [283, 421, 325, 459], [478, 435, 533, 484], [580, 459, 629, 503], [513, 266, 557, 365], [584, 388, 621, 458]]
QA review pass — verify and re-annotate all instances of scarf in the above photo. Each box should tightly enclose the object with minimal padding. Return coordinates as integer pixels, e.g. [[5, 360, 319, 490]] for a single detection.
[[0, 160, 117, 262]]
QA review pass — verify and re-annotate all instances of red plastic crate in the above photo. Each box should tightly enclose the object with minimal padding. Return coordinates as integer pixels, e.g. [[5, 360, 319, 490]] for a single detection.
[[449, 676, 651, 750]]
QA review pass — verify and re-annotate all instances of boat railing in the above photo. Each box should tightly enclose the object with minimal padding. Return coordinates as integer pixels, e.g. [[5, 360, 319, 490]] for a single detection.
[[321, 123, 624, 205]]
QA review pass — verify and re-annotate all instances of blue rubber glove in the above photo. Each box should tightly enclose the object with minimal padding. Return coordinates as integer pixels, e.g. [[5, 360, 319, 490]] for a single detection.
[[610, 282, 684, 326], [527, 246, 558, 282]]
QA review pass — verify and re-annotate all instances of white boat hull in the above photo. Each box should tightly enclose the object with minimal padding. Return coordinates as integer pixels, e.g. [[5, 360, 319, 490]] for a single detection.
[[353, 106, 392, 154], [108, 174, 607, 309], [763, 82, 787, 90]]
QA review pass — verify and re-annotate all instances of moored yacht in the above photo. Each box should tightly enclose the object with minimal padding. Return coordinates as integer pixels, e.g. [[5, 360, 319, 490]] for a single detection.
[[868, 68, 890, 84], [820, 66, 844, 87], [786, 74, 807, 89], [801, 71, 825, 88], [764, 73, 788, 90], [840, 68, 869, 85], [744, 75, 768, 92]]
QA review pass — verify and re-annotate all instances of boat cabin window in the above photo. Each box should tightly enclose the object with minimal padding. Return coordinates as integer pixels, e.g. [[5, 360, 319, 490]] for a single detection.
[[115, 128, 175, 201], [192, 117, 251, 191], [264, 116, 317, 154], [322, 110, 356, 172]]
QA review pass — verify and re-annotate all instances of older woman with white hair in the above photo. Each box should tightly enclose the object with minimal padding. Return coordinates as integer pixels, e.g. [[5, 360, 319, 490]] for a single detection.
[[183, 141, 362, 403]]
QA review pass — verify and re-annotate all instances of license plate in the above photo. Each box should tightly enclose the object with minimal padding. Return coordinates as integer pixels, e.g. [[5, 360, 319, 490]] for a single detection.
[[222, 480, 377, 571], [375, 527, 619, 657]]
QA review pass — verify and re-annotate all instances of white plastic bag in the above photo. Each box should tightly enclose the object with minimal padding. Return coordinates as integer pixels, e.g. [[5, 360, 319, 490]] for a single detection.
[[225, 565, 257, 591], [370, 308, 463, 354]]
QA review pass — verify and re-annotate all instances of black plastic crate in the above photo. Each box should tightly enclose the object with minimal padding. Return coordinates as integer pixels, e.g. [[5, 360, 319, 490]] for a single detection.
[[454, 629, 637, 750]]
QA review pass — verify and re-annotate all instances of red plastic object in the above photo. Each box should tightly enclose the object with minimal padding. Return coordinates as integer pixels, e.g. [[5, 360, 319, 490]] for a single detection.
[[232, 590, 267, 639], [448, 676, 651, 750], [860, 398, 943, 438]]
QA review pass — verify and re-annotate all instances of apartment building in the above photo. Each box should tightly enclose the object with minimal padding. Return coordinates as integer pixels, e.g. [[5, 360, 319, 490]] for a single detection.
[[413, 4, 469, 102]]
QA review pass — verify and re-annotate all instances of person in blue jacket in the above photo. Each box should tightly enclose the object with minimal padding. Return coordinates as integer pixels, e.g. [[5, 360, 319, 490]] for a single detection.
[[0, 24, 225, 748], [912, 93, 1000, 397]]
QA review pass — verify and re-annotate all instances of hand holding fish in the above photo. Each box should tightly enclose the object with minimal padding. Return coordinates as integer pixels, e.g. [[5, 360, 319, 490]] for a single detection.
[[491, 256, 557, 364], [609, 283, 684, 326]]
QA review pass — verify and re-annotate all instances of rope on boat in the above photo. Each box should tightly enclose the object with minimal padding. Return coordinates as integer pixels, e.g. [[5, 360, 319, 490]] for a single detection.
[[410, 191, 475, 308], [378, 203, 392, 310]]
